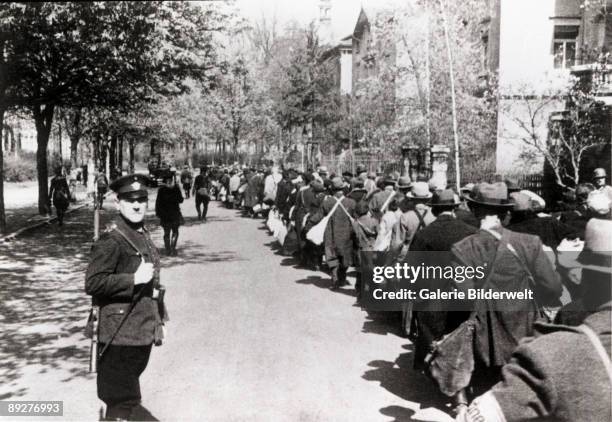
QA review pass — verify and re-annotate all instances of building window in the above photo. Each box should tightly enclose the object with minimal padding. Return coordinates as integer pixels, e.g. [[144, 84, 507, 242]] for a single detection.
[[553, 25, 579, 69]]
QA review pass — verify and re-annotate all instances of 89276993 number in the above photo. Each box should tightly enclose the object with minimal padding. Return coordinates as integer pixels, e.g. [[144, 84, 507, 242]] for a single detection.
[[0, 401, 63, 416]]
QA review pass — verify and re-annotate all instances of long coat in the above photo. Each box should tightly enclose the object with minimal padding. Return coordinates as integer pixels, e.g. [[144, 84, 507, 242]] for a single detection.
[[155, 184, 183, 226], [322, 194, 356, 268], [294, 187, 316, 248], [407, 214, 477, 368], [244, 172, 264, 208], [479, 305, 612, 422], [85, 218, 164, 346], [451, 228, 563, 367]]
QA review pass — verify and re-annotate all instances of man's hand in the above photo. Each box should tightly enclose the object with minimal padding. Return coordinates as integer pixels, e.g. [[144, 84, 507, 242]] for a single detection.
[[134, 257, 154, 285]]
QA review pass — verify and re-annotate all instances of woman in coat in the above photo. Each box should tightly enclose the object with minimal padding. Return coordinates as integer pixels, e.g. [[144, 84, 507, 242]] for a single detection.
[[155, 172, 184, 256]]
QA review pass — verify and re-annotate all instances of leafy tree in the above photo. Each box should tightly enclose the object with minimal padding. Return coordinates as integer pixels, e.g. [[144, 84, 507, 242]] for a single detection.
[[0, 1, 224, 218]]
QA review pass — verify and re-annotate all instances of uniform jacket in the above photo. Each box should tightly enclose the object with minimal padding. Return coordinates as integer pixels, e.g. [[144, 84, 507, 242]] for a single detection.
[[451, 228, 563, 367], [472, 305, 612, 422], [85, 218, 163, 346], [322, 194, 356, 267]]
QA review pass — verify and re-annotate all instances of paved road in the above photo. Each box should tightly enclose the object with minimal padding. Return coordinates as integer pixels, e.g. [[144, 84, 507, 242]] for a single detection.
[[0, 193, 453, 422]]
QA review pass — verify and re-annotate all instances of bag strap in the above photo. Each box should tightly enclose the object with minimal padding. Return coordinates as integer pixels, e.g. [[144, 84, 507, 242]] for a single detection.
[[335, 197, 355, 223], [380, 191, 396, 213], [577, 324, 612, 388], [415, 209, 428, 231]]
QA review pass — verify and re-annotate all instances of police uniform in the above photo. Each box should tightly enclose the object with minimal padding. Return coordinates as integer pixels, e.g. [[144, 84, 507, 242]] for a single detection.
[[85, 174, 166, 421]]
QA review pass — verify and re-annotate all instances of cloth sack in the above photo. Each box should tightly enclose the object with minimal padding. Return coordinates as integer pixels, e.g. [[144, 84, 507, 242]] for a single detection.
[[306, 198, 344, 246]]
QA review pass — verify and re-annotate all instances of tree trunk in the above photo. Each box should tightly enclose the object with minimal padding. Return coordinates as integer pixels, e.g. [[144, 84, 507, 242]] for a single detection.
[[0, 107, 6, 233], [128, 138, 135, 173], [33, 104, 55, 215], [118, 135, 124, 174], [109, 133, 117, 176], [16, 131, 22, 158], [70, 134, 79, 170]]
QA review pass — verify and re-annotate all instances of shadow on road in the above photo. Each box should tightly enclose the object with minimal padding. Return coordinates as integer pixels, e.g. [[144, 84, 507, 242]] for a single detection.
[[361, 310, 404, 337], [363, 344, 452, 421], [0, 210, 106, 399], [159, 240, 245, 269]]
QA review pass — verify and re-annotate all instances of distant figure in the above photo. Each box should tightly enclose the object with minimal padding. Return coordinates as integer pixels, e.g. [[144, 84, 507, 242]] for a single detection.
[[95, 170, 109, 209], [156, 172, 184, 256], [49, 167, 70, 226], [192, 167, 211, 221], [180, 166, 193, 199]]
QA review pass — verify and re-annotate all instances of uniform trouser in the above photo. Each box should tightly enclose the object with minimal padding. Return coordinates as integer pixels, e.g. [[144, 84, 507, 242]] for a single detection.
[[195, 194, 209, 219], [98, 344, 152, 420]]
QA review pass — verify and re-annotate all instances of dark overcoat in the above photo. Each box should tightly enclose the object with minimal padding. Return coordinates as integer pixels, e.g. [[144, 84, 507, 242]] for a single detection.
[[451, 228, 563, 367], [155, 184, 183, 225], [407, 215, 477, 368], [85, 218, 163, 346], [322, 195, 356, 267]]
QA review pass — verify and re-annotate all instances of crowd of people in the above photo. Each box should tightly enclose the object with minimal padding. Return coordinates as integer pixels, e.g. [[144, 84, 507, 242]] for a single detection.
[[196, 162, 611, 421]]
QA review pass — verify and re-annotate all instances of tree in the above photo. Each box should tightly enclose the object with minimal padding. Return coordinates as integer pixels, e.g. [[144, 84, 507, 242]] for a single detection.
[[1, 1, 224, 216], [506, 72, 609, 189]]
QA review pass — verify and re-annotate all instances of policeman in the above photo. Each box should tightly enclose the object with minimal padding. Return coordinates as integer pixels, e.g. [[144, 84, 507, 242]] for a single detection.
[[85, 174, 167, 421]]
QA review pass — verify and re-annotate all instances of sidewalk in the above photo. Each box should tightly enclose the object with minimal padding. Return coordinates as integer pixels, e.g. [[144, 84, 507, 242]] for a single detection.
[[3, 181, 93, 241]]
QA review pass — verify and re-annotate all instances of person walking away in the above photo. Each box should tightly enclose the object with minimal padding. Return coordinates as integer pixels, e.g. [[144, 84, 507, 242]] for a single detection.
[[49, 166, 71, 226], [322, 177, 357, 290], [156, 172, 184, 256], [95, 170, 109, 209], [457, 218, 612, 422], [352, 200, 378, 303], [407, 189, 476, 369], [85, 174, 167, 421], [192, 167, 211, 221], [301, 181, 327, 271], [180, 166, 193, 199], [450, 182, 563, 402]]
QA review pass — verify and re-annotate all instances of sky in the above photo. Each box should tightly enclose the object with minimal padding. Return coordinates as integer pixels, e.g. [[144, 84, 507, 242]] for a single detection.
[[234, 0, 365, 42]]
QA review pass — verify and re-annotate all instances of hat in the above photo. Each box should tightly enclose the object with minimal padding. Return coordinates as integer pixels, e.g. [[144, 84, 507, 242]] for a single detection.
[[577, 219, 612, 274], [428, 176, 446, 192], [460, 183, 475, 193], [383, 176, 397, 186], [587, 191, 611, 215], [466, 182, 512, 207], [350, 179, 366, 192], [504, 178, 521, 192], [510, 192, 535, 212], [407, 182, 433, 199], [431, 189, 460, 207], [110, 174, 152, 200], [311, 180, 326, 193], [342, 171, 354, 179], [520, 189, 545, 210], [317, 166, 328, 174], [356, 164, 367, 174], [355, 201, 370, 216], [367, 171, 376, 180], [397, 176, 412, 190], [593, 168, 607, 179], [331, 176, 344, 191]]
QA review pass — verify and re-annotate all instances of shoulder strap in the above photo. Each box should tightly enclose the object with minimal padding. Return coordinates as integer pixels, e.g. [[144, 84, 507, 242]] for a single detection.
[[380, 191, 396, 212], [335, 197, 355, 223], [577, 324, 612, 388], [112, 227, 144, 258], [415, 209, 428, 230]]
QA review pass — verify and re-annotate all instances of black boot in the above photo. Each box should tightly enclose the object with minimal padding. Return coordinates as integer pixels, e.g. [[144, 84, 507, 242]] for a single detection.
[[329, 267, 340, 290], [163, 236, 171, 256], [170, 236, 178, 256]]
